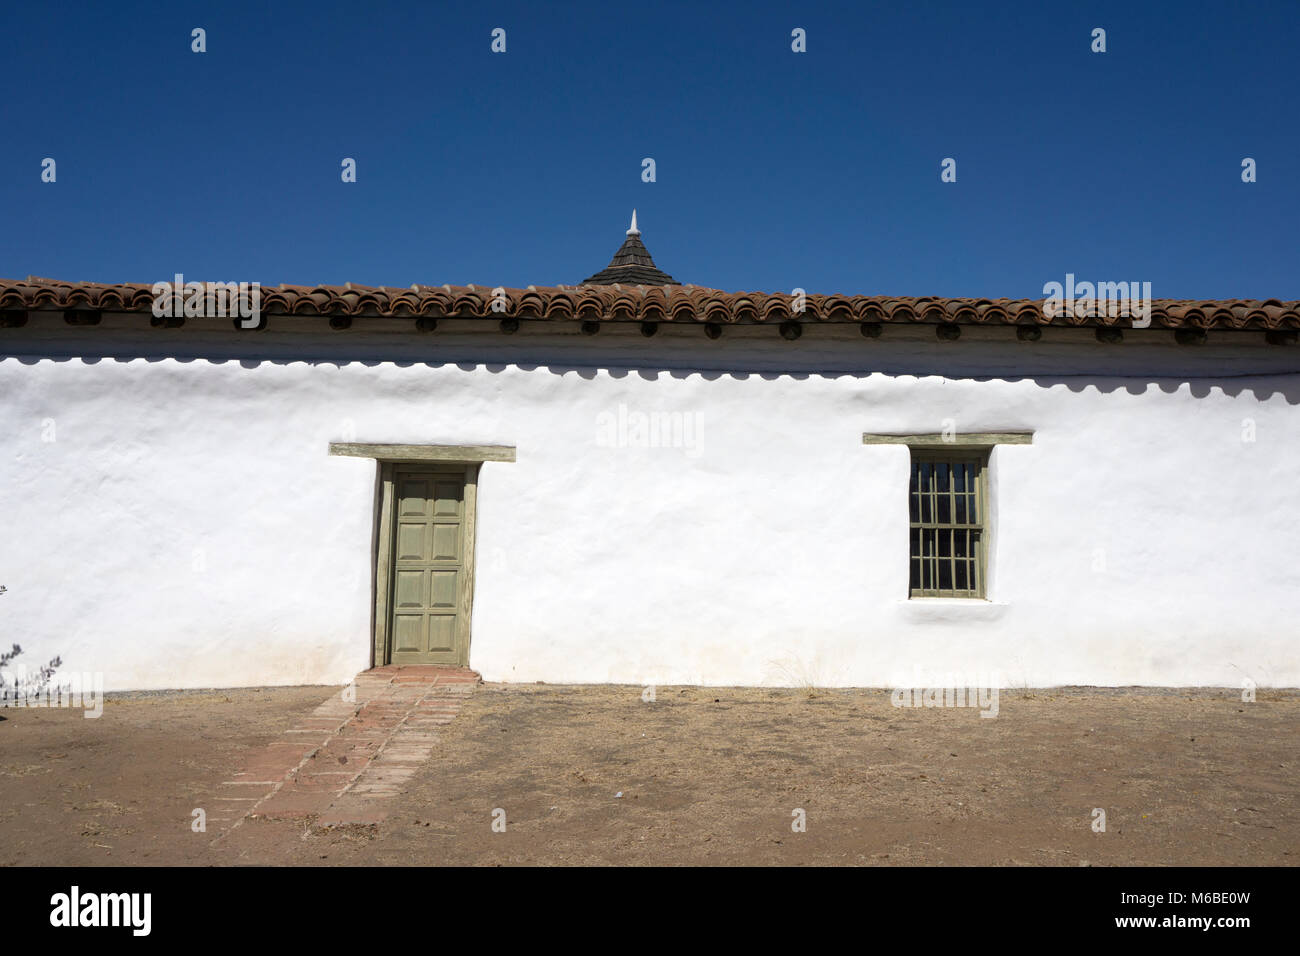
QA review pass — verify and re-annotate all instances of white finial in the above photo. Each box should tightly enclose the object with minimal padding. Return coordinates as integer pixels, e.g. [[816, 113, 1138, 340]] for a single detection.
[[627, 209, 639, 236]]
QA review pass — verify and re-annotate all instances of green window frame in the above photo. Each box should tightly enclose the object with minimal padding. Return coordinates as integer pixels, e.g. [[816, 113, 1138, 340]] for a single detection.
[[908, 449, 988, 599]]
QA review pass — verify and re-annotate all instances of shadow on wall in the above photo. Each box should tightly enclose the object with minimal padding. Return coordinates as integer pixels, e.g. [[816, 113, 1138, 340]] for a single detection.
[[5, 332, 1300, 404]]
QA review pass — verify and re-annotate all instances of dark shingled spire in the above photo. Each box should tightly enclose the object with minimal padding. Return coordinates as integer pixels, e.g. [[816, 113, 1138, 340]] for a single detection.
[[581, 211, 679, 286]]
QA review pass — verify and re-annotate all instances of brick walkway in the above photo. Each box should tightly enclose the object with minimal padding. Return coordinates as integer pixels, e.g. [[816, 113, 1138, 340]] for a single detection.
[[210, 666, 478, 836]]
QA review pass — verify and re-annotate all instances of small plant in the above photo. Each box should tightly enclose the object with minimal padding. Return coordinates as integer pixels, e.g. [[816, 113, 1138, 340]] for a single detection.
[[765, 657, 823, 699], [0, 586, 64, 706]]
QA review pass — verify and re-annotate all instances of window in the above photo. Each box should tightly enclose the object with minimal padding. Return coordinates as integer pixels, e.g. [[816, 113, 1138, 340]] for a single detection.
[[908, 450, 987, 598]]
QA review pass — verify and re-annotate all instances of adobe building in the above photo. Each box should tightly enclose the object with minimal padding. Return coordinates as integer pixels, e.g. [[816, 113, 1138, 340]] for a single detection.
[[2, 216, 1298, 690]]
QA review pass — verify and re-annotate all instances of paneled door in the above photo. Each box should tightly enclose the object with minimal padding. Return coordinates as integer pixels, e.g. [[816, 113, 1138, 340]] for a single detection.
[[386, 467, 473, 665]]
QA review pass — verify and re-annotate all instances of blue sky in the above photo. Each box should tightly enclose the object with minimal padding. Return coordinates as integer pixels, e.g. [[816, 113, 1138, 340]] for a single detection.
[[3, 0, 1297, 300]]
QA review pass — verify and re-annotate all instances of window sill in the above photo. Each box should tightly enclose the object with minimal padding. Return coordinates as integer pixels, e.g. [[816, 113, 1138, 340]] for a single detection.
[[896, 598, 1010, 620], [903, 597, 1005, 604]]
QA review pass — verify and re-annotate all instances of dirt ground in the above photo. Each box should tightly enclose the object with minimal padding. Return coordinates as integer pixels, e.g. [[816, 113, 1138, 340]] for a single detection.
[[1, 683, 1296, 866]]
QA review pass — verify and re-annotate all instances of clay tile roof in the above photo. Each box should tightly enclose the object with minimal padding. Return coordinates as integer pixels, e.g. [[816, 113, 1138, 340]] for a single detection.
[[581, 211, 679, 286], [2, 275, 1298, 333]]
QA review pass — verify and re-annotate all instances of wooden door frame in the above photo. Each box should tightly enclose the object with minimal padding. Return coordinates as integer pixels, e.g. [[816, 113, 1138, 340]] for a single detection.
[[373, 462, 481, 667], [327, 442, 515, 669]]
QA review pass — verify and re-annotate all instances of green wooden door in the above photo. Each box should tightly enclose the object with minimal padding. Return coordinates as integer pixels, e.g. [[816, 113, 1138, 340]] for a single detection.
[[388, 468, 470, 665]]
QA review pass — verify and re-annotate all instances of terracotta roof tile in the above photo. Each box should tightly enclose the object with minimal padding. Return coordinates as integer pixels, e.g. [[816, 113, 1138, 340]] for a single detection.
[[2, 276, 1298, 331]]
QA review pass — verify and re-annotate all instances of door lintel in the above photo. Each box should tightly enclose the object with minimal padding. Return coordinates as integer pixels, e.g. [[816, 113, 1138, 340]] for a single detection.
[[329, 442, 516, 463]]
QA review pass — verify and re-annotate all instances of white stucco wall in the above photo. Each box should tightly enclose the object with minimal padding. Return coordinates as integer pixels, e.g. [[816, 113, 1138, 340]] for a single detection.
[[2, 320, 1297, 689]]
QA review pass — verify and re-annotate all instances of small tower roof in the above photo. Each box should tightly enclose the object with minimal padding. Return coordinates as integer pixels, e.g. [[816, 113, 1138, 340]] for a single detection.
[[581, 211, 679, 286]]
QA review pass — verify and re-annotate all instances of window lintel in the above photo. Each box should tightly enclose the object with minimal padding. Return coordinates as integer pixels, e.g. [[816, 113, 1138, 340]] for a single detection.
[[862, 432, 1032, 447]]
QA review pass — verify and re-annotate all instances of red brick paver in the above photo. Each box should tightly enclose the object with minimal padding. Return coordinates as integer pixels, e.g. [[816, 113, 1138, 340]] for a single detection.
[[210, 666, 478, 838]]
